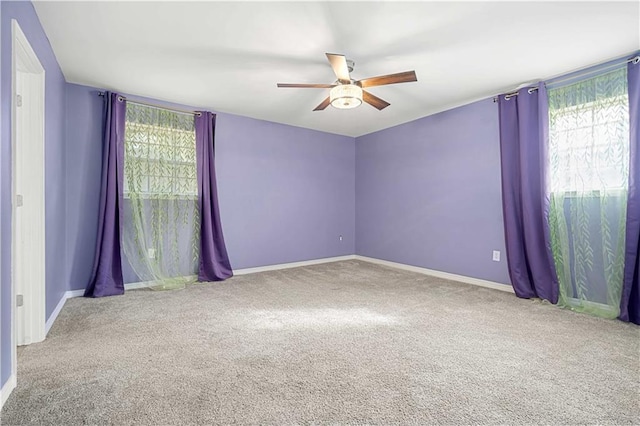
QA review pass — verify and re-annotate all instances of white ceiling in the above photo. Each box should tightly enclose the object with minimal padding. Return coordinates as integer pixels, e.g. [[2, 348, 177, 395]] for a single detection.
[[33, 1, 639, 137]]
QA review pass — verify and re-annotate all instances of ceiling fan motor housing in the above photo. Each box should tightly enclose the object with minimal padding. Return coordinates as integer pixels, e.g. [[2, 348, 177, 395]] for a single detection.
[[346, 59, 355, 73]]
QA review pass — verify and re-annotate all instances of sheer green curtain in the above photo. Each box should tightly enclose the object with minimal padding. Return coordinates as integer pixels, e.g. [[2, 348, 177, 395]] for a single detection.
[[122, 103, 200, 290], [548, 68, 630, 317]]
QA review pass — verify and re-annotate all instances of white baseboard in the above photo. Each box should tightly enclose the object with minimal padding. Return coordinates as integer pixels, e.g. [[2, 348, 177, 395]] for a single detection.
[[565, 297, 618, 315], [1, 374, 17, 410], [233, 255, 357, 275], [45, 290, 83, 335], [51, 255, 509, 337], [66, 289, 85, 298], [47, 281, 158, 335], [124, 281, 155, 290], [43, 257, 355, 348], [354, 255, 514, 293], [66, 278, 157, 297], [45, 292, 70, 335]]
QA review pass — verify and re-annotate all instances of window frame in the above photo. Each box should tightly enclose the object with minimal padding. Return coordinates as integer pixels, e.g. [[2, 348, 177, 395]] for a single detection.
[[548, 93, 630, 195], [123, 110, 198, 200]]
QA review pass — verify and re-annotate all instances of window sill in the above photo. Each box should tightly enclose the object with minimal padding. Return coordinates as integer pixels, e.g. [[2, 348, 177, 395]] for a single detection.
[[123, 193, 198, 201], [551, 189, 627, 198]]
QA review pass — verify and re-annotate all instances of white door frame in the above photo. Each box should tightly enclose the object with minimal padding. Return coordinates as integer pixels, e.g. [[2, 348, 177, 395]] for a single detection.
[[10, 19, 46, 382]]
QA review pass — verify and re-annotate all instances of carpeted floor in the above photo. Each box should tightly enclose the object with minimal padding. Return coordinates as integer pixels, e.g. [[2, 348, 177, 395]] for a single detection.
[[1, 260, 638, 425]]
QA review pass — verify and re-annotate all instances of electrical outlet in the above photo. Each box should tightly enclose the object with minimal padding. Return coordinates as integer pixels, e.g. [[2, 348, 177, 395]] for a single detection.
[[339, 235, 343, 242], [148, 248, 156, 259], [492, 250, 501, 262]]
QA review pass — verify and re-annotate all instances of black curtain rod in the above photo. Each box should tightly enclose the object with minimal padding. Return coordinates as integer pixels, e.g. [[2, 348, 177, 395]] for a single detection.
[[98, 91, 202, 117], [492, 54, 640, 103]]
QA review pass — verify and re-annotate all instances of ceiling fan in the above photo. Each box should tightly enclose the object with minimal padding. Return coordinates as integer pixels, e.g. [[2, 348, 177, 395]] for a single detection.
[[277, 53, 417, 111]]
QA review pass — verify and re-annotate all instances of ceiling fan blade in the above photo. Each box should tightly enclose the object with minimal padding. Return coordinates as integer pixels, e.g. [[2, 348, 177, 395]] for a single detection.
[[326, 53, 351, 83], [363, 91, 391, 110], [359, 71, 417, 88], [277, 83, 336, 88], [313, 97, 331, 111]]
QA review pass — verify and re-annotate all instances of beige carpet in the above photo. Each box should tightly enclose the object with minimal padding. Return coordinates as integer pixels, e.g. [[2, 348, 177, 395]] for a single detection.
[[1, 260, 638, 425]]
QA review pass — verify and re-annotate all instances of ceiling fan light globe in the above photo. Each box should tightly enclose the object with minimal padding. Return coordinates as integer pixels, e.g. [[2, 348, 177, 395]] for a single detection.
[[330, 84, 363, 109]]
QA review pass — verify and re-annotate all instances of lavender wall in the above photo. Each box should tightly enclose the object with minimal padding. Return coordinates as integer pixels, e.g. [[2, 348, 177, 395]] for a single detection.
[[215, 111, 355, 269], [355, 99, 510, 285], [64, 84, 103, 292], [65, 84, 356, 289], [1, 0, 67, 388], [0, 0, 4, 393]]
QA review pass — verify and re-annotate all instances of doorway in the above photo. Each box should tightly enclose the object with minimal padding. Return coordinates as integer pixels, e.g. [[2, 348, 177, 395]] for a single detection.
[[11, 17, 46, 382]]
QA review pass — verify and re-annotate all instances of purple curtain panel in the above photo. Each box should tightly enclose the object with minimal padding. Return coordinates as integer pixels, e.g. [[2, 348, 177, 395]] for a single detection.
[[85, 92, 126, 297], [195, 112, 233, 281], [498, 84, 559, 303], [619, 58, 640, 324]]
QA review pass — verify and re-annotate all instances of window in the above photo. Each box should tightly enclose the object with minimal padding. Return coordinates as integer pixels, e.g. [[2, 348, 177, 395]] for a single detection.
[[124, 103, 197, 198], [548, 69, 629, 194], [547, 67, 630, 316]]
